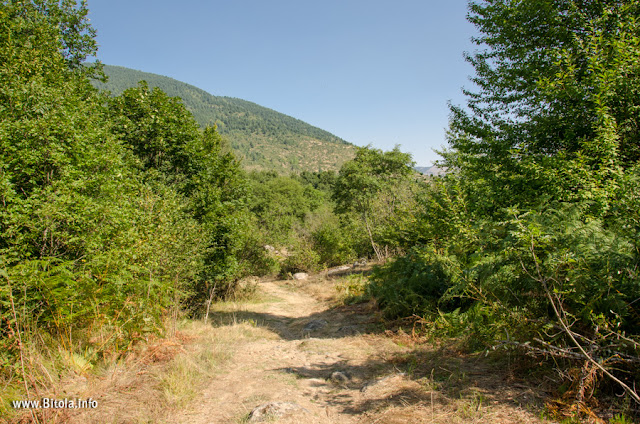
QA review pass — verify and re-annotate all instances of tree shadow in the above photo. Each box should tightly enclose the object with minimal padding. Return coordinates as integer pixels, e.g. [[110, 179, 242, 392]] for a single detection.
[[272, 343, 550, 418], [207, 300, 380, 341], [206, 276, 549, 420]]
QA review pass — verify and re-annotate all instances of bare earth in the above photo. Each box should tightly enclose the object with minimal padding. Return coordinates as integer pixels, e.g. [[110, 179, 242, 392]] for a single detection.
[[163, 274, 550, 424]]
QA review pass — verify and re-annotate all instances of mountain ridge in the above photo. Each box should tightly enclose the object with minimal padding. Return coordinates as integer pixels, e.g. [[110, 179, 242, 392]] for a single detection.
[[92, 65, 356, 173]]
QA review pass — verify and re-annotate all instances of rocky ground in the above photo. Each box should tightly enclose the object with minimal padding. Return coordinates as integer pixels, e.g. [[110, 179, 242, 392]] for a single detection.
[[165, 272, 550, 423]]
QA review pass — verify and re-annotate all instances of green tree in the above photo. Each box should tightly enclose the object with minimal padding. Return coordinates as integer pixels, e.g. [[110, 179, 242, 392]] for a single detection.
[[0, 0, 129, 264], [106, 83, 251, 301], [393, 0, 640, 406], [187, 126, 250, 298], [0, 0, 188, 375], [447, 0, 640, 216], [107, 81, 201, 183], [368, 1, 640, 411], [333, 146, 415, 261], [0, 0, 208, 382]]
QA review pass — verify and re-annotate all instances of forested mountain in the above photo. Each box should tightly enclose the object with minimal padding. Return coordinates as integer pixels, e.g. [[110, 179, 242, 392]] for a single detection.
[[92, 65, 355, 173]]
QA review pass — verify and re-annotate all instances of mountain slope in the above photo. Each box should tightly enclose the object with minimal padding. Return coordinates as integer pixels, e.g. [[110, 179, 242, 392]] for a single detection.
[[414, 165, 447, 176], [92, 65, 355, 173]]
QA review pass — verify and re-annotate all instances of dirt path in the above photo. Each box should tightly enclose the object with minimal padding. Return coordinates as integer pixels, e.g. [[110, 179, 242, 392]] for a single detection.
[[167, 274, 549, 424]]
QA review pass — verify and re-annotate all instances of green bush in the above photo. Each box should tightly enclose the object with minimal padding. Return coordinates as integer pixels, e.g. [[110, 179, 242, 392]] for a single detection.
[[312, 218, 357, 267], [280, 242, 321, 275], [368, 247, 467, 319]]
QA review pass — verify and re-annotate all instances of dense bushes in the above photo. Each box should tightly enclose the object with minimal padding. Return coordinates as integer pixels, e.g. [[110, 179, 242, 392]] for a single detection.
[[369, 0, 640, 412], [244, 171, 358, 275], [0, 0, 248, 386], [240, 149, 422, 277]]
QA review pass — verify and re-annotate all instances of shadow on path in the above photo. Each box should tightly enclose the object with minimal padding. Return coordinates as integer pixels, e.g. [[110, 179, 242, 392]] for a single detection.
[[274, 345, 549, 418], [208, 301, 380, 341]]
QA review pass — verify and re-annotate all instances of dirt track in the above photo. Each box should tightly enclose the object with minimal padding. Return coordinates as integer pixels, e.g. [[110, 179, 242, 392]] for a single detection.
[[167, 275, 548, 424]]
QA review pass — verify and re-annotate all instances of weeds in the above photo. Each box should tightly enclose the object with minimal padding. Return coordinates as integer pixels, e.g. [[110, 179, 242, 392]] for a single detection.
[[335, 274, 369, 304], [157, 348, 220, 408]]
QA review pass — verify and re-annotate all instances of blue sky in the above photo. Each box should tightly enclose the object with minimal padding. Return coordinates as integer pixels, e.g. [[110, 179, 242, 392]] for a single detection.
[[87, 0, 478, 166]]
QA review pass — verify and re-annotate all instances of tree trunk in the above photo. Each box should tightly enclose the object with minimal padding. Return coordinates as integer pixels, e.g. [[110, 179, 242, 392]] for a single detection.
[[363, 210, 382, 261]]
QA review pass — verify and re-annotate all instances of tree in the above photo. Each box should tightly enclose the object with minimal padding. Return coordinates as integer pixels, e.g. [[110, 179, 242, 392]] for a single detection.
[[447, 0, 640, 216], [187, 126, 250, 296], [0, 0, 188, 376], [333, 146, 415, 261], [433, 0, 640, 407], [107, 84, 251, 300], [107, 81, 201, 183], [0, 0, 128, 262], [0, 0, 208, 381]]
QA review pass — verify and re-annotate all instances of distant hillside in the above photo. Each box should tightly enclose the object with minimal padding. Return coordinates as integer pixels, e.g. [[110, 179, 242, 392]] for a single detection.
[[92, 65, 356, 173], [415, 165, 447, 176]]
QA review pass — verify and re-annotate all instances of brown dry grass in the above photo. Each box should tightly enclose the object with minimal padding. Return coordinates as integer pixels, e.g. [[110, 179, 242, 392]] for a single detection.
[[1, 320, 265, 424]]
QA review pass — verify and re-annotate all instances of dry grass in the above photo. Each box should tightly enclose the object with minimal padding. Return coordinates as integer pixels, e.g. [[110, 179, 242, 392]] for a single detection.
[[69, 319, 281, 424], [0, 319, 268, 424]]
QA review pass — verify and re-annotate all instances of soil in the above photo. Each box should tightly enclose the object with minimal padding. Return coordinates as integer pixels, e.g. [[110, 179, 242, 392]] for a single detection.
[[165, 272, 551, 424]]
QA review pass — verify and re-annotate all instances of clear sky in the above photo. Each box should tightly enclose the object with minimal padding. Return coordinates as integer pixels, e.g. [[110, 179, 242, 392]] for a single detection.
[[87, 0, 478, 166]]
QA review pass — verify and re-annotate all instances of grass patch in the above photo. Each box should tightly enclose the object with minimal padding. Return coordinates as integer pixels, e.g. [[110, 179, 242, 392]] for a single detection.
[[334, 274, 369, 305], [157, 348, 221, 408]]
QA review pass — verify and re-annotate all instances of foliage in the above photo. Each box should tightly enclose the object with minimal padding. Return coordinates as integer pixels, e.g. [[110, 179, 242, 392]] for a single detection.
[[311, 214, 358, 267], [335, 274, 369, 305], [0, 0, 250, 385], [187, 127, 250, 297], [0, 0, 164, 375], [280, 242, 322, 275], [106, 83, 251, 304], [243, 171, 329, 275], [333, 146, 417, 260], [368, 248, 458, 319], [240, 169, 377, 275], [369, 0, 640, 411], [247, 171, 322, 244], [446, 0, 640, 218], [107, 81, 201, 182]]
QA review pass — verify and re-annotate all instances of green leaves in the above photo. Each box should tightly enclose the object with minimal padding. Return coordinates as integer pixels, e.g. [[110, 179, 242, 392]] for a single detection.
[[108, 81, 201, 182], [448, 0, 640, 217], [0, 0, 253, 373], [332, 146, 416, 260], [368, 1, 640, 404]]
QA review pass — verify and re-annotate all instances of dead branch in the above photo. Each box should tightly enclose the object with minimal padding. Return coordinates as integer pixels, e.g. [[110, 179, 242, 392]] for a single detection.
[[527, 242, 640, 404]]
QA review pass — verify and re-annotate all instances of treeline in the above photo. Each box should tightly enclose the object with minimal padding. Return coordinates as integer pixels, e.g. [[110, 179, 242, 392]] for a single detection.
[[366, 0, 640, 417], [94, 65, 348, 145], [0, 0, 257, 385]]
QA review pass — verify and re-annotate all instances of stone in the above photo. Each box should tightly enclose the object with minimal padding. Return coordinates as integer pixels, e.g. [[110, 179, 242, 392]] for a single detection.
[[292, 272, 308, 280], [326, 265, 351, 276], [352, 258, 367, 268], [248, 402, 308, 422], [303, 319, 328, 332], [330, 371, 350, 385], [337, 325, 361, 336]]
